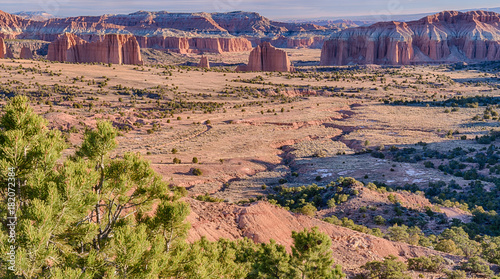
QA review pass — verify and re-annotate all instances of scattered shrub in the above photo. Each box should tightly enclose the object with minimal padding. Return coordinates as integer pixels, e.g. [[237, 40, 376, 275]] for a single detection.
[[195, 194, 223, 203], [374, 215, 386, 225], [192, 168, 202, 176], [459, 256, 494, 277], [444, 270, 467, 279], [297, 204, 317, 217], [408, 255, 445, 272], [362, 255, 411, 279], [327, 198, 336, 209]]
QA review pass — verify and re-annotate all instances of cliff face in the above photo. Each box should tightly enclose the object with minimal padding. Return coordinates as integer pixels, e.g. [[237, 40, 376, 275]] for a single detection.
[[0, 10, 332, 56], [251, 36, 325, 49], [0, 37, 5, 58], [47, 33, 83, 62], [0, 10, 325, 40], [136, 36, 252, 53], [47, 33, 143, 65], [237, 42, 293, 72], [320, 11, 500, 65]]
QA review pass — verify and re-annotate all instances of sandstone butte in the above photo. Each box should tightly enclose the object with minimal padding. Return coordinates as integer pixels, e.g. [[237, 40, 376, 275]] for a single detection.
[[47, 33, 143, 65], [198, 55, 210, 68], [186, 199, 462, 273], [19, 46, 33, 59], [320, 10, 500, 65], [0, 37, 5, 58], [237, 42, 293, 72]]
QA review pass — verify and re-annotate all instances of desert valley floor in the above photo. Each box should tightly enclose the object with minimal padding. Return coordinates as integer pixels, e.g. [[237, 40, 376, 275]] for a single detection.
[[2, 49, 500, 276]]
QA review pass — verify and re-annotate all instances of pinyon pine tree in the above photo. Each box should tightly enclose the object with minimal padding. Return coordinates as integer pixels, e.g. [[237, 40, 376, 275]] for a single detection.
[[0, 97, 345, 279], [0, 97, 187, 278]]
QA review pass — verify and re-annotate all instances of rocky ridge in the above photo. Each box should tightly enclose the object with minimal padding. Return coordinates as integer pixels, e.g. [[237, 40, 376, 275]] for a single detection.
[[186, 199, 462, 273], [0, 10, 331, 54]]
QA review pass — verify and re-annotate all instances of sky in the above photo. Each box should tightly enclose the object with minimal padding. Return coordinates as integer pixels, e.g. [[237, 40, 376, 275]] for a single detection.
[[1, 0, 499, 19]]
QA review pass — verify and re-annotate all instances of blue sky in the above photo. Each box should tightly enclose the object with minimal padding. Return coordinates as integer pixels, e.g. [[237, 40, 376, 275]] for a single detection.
[[2, 0, 499, 19]]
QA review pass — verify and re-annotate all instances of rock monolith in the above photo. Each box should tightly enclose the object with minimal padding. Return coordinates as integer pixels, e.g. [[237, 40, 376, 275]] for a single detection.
[[237, 42, 293, 72], [198, 56, 210, 68]]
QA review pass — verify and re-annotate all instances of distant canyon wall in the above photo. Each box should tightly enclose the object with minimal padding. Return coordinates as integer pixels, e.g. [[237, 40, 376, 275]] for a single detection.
[[320, 11, 500, 66], [136, 36, 252, 53], [251, 36, 325, 49], [0, 10, 329, 57]]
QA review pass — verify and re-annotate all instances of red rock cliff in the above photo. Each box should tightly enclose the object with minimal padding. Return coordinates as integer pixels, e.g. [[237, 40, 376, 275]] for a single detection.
[[0, 37, 6, 58], [0, 10, 331, 57], [321, 11, 500, 65], [136, 36, 252, 54], [47, 33, 143, 65], [237, 42, 293, 72]]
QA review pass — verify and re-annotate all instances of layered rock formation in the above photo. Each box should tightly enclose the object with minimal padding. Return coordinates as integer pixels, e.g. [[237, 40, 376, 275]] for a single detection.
[[0, 10, 31, 38], [321, 11, 500, 65], [0, 10, 333, 55], [136, 36, 252, 53], [198, 56, 210, 68], [251, 36, 325, 49], [0, 37, 5, 58], [208, 11, 327, 35], [47, 33, 143, 65], [19, 46, 33, 59], [237, 42, 293, 72]]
